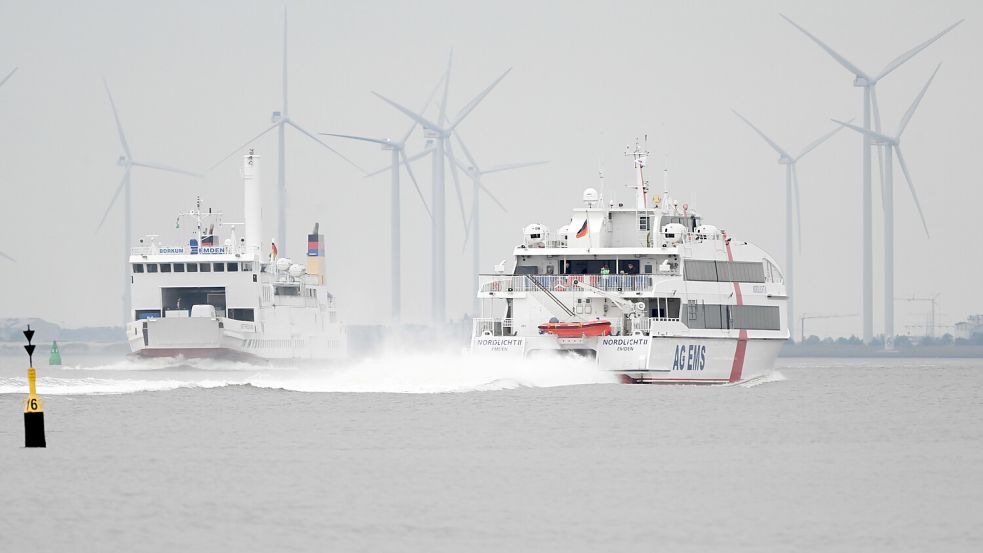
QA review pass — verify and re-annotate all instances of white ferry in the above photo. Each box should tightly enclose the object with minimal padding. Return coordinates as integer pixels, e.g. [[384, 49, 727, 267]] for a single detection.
[[125, 151, 347, 361], [471, 141, 788, 383]]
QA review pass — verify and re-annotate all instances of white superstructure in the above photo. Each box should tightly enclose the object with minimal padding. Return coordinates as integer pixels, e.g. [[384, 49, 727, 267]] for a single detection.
[[471, 140, 788, 383], [125, 151, 347, 361]]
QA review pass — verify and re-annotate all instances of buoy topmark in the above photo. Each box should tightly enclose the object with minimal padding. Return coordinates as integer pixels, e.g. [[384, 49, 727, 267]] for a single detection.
[[23, 326, 46, 448]]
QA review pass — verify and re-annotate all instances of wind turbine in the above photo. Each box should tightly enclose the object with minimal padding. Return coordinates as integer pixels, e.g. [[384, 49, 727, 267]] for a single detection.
[[372, 57, 512, 323], [319, 75, 446, 322], [209, 8, 363, 255], [780, 14, 962, 344], [732, 109, 847, 343], [0, 67, 17, 262], [451, 134, 546, 314], [834, 64, 938, 350], [97, 78, 202, 324], [0, 66, 16, 89]]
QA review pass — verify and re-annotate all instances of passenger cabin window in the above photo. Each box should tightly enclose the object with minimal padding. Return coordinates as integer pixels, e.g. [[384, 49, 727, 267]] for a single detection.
[[173, 263, 185, 273], [132, 264, 144, 273], [200, 263, 211, 272], [135, 309, 161, 320], [227, 262, 238, 272], [241, 262, 254, 272], [227, 308, 255, 322], [160, 263, 172, 273], [146, 264, 158, 273], [186, 263, 198, 273], [213, 263, 225, 272], [683, 260, 765, 283]]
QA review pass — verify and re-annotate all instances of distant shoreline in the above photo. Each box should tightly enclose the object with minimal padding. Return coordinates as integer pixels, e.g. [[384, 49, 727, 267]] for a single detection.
[[781, 343, 983, 358]]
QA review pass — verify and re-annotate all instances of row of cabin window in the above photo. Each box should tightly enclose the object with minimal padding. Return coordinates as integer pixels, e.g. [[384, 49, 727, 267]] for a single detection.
[[132, 262, 255, 274]]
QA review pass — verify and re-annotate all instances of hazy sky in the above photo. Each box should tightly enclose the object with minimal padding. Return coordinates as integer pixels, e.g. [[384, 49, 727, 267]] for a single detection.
[[0, 0, 979, 337]]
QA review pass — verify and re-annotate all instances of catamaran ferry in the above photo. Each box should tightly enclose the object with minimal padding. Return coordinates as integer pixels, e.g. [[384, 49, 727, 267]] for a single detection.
[[471, 141, 788, 383], [125, 151, 347, 361]]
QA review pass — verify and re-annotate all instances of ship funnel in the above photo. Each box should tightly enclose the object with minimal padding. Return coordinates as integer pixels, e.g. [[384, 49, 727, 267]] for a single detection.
[[307, 221, 325, 284], [243, 150, 262, 258]]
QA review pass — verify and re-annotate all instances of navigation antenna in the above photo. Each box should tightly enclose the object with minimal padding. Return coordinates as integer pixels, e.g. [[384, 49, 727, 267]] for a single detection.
[[662, 154, 670, 214], [597, 158, 606, 204]]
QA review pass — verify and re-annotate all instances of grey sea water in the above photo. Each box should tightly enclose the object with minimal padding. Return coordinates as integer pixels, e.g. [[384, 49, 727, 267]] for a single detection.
[[0, 353, 980, 552]]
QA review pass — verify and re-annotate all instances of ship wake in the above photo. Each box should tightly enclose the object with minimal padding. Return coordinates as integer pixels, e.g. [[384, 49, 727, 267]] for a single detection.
[[0, 350, 618, 395]]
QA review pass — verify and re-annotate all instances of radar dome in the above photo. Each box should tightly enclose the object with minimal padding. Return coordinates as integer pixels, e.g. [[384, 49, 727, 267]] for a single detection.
[[556, 224, 571, 244], [583, 188, 600, 205], [288, 264, 306, 278], [522, 223, 549, 247], [661, 223, 686, 246], [695, 224, 720, 240], [275, 258, 292, 273]]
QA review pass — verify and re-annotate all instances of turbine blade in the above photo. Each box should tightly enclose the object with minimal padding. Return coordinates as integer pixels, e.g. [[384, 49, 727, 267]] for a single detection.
[[372, 91, 443, 131], [96, 171, 128, 232], [449, 67, 512, 130], [795, 119, 852, 160], [445, 139, 471, 233], [477, 179, 508, 213], [875, 20, 963, 82], [401, 71, 446, 144], [0, 67, 17, 89], [895, 147, 930, 238], [0, 250, 15, 262], [878, 144, 887, 212], [482, 160, 549, 175], [791, 164, 802, 252], [130, 161, 203, 178], [282, 7, 288, 116], [780, 14, 872, 80], [103, 78, 132, 159], [452, 131, 481, 174], [365, 146, 434, 178], [732, 109, 792, 159], [439, 49, 453, 127], [871, 88, 885, 190], [319, 132, 391, 146], [400, 149, 432, 219], [287, 120, 366, 173], [871, 85, 883, 133], [208, 121, 279, 171], [898, 63, 941, 136], [831, 119, 894, 144]]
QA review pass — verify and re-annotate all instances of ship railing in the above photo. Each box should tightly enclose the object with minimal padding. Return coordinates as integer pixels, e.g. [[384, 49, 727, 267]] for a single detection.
[[478, 274, 656, 295], [472, 318, 515, 337]]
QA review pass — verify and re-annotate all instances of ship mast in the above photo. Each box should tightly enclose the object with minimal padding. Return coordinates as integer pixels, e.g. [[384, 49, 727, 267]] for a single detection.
[[626, 137, 649, 211], [243, 149, 262, 258]]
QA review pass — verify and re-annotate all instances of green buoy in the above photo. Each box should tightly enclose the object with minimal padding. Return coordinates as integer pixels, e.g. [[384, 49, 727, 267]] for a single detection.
[[49, 341, 61, 366]]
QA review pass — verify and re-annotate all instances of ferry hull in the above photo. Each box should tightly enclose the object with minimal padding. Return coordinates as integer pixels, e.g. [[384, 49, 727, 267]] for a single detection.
[[471, 334, 785, 384], [127, 317, 347, 362]]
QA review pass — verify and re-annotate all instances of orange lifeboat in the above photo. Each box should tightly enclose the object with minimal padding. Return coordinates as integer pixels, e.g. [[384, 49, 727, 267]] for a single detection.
[[538, 320, 612, 338]]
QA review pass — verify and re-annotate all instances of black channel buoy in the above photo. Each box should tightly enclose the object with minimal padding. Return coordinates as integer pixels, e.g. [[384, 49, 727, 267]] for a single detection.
[[23, 326, 45, 448]]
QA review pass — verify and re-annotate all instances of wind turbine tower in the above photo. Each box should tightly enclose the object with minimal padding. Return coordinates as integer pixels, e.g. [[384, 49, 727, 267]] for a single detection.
[[0, 67, 17, 262], [373, 56, 512, 323], [781, 14, 961, 344], [97, 79, 201, 325], [452, 134, 546, 314], [211, 8, 363, 255], [834, 65, 938, 349], [732, 109, 847, 342], [319, 76, 443, 322]]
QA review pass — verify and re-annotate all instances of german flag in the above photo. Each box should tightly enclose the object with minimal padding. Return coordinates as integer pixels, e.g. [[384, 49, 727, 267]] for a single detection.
[[575, 218, 589, 238]]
